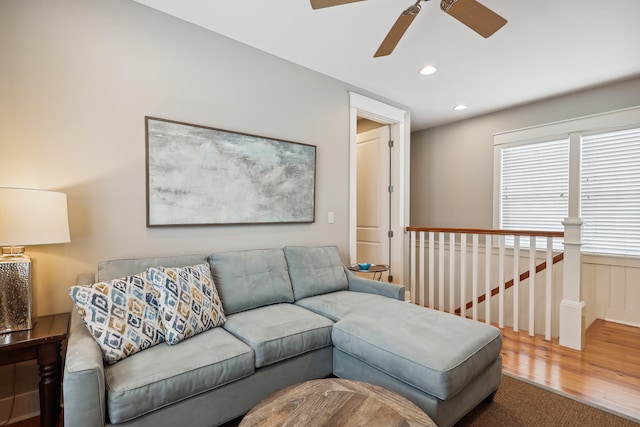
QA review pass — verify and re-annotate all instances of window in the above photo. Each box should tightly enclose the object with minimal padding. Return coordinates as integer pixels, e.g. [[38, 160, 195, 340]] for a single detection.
[[581, 127, 640, 256], [494, 106, 640, 257], [501, 139, 569, 231], [500, 139, 568, 249]]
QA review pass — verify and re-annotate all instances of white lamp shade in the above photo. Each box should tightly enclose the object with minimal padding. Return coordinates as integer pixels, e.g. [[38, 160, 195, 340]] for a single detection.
[[0, 188, 71, 247]]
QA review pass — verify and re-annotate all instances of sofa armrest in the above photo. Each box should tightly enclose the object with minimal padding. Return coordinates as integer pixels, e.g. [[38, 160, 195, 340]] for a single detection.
[[64, 309, 107, 427], [345, 268, 405, 300]]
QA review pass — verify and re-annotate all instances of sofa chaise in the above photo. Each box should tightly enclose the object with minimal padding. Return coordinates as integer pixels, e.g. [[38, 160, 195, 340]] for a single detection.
[[64, 246, 502, 427]]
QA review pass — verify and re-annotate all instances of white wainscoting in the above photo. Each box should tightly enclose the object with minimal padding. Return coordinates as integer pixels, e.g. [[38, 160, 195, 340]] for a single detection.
[[583, 255, 640, 328]]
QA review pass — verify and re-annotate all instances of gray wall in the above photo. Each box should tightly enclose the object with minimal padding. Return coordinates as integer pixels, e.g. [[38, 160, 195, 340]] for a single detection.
[[0, 0, 406, 318], [410, 77, 640, 228]]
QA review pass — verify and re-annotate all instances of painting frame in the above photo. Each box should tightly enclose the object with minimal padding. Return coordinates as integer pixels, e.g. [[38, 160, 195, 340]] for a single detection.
[[145, 116, 316, 227]]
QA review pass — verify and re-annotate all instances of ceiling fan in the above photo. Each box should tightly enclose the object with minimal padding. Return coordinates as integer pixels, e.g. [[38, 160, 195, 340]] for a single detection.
[[310, 0, 507, 57]]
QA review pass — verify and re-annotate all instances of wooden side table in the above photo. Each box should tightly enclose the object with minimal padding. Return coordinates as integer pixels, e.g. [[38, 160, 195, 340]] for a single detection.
[[240, 378, 436, 427], [0, 312, 70, 427]]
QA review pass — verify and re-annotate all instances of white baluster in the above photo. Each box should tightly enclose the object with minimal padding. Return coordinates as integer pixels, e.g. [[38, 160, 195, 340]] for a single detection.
[[485, 234, 492, 324], [428, 231, 435, 309], [439, 232, 445, 311], [529, 237, 536, 337], [513, 235, 520, 332], [472, 234, 479, 321], [410, 231, 416, 304], [498, 235, 505, 328], [460, 234, 467, 317], [545, 237, 553, 340], [419, 231, 425, 307], [449, 233, 456, 314]]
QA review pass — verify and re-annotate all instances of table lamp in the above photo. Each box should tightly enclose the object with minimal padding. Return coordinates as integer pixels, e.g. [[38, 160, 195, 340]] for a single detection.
[[0, 188, 70, 333]]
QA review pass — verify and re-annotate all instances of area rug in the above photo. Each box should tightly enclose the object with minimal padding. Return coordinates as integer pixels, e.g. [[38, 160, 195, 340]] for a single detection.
[[454, 374, 639, 427]]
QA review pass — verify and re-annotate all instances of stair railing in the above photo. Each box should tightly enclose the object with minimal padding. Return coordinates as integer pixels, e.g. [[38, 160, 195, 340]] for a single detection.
[[406, 227, 564, 341]]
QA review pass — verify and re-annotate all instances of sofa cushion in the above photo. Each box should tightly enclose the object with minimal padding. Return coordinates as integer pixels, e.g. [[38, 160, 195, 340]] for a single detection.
[[146, 264, 226, 344], [284, 246, 348, 300], [68, 274, 165, 364], [295, 290, 393, 322], [222, 303, 333, 368], [97, 254, 208, 282], [208, 249, 294, 315], [104, 327, 254, 424], [332, 299, 502, 400]]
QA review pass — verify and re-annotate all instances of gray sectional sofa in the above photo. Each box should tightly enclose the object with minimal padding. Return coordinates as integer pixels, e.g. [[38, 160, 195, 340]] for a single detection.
[[64, 246, 502, 427]]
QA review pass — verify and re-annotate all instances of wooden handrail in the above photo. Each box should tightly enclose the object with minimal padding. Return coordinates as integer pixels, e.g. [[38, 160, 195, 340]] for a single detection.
[[454, 252, 564, 314], [406, 226, 564, 238]]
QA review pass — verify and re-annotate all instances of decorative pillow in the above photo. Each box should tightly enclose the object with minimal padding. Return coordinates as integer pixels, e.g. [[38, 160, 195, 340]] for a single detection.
[[68, 274, 165, 364], [146, 263, 226, 345]]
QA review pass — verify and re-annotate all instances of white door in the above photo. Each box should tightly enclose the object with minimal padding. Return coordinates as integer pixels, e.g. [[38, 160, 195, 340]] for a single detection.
[[356, 125, 391, 281]]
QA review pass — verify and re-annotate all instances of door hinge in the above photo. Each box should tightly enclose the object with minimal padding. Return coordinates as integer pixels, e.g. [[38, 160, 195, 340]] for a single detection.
[[388, 185, 394, 193], [388, 230, 394, 238], [388, 140, 394, 148]]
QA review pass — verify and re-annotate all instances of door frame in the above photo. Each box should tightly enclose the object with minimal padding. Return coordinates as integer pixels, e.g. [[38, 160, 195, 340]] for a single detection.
[[349, 92, 408, 285]]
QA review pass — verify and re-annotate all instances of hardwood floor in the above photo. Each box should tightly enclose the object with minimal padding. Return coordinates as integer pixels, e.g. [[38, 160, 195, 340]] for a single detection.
[[8, 319, 640, 426], [501, 319, 640, 422]]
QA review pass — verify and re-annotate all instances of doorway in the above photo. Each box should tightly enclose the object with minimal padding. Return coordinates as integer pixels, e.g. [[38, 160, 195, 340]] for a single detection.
[[356, 121, 391, 282], [349, 92, 408, 286]]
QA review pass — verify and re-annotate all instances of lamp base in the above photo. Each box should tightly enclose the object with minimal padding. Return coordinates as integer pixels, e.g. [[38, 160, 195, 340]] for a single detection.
[[0, 252, 36, 333]]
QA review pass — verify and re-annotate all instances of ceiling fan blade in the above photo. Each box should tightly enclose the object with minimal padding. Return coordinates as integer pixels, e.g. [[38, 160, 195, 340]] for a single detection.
[[441, 0, 507, 38], [374, 2, 421, 58], [310, 0, 365, 10]]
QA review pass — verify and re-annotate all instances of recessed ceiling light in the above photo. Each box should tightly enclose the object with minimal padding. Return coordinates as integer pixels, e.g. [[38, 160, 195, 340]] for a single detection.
[[453, 104, 468, 111], [419, 65, 437, 76]]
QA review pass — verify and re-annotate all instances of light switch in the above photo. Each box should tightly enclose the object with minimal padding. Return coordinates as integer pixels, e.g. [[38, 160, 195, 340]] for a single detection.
[[328, 212, 335, 224]]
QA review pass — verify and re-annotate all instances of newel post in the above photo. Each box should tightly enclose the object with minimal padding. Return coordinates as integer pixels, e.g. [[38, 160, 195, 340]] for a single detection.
[[559, 217, 585, 350]]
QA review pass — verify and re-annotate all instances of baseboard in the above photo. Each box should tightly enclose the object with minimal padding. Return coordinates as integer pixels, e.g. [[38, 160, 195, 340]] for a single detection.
[[0, 390, 40, 424], [603, 316, 640, 328]]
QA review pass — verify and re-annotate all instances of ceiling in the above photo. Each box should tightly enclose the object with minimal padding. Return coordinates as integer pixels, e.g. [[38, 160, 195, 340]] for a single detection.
[[133, 0, 640, 131]]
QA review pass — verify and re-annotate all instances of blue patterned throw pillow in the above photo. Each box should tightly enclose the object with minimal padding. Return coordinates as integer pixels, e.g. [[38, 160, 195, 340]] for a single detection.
[[68, 274, 165, 364], [146, 263, 226, 345]]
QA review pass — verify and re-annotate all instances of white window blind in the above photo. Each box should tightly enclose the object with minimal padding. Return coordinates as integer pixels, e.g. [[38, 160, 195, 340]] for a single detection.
[[501, 139, 569, 248], [581, 127, 640, 256]]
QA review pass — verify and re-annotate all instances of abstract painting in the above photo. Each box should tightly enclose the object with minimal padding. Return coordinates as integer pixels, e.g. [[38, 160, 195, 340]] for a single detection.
[[146, 117, 316, 226]]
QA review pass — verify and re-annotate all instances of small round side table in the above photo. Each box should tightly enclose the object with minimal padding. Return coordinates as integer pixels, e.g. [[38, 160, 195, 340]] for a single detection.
[[347, 263, 389, 281]]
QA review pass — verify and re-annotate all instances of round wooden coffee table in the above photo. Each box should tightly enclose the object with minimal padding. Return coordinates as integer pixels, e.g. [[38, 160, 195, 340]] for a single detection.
[[239, 378, 436, 427]]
